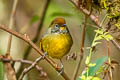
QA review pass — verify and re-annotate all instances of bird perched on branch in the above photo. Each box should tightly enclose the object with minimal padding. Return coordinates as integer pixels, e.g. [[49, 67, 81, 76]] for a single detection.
[[40, 17, 73, 73]]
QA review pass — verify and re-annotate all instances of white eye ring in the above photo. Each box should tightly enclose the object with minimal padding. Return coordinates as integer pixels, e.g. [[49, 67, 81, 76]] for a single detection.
[[55, 24, 59, 28]]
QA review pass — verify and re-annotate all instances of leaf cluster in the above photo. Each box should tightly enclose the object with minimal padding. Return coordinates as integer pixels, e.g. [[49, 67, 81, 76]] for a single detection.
[[93, 0, 120, 29]]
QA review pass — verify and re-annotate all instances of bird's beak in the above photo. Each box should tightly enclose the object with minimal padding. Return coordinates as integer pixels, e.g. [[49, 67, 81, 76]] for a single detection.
[[60, 26, 65, 30]]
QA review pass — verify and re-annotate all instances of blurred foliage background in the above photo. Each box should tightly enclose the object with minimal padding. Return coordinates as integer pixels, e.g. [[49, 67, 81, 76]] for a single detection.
[[0, 0, 120, 80]]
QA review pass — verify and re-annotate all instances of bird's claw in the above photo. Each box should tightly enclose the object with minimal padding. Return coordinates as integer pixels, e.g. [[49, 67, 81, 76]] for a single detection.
[[58, 61, 64, 75], [58, 67, 64, 75], [42, 52, 47, 59]]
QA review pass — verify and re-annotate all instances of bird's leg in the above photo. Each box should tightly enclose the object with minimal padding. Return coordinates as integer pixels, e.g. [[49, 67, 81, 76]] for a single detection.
[[42, 52, 47, 59], [58, 59, 64, 75]]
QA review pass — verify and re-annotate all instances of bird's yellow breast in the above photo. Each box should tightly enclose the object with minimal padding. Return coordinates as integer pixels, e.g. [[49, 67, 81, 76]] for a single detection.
[[40, 33, 73, 59]]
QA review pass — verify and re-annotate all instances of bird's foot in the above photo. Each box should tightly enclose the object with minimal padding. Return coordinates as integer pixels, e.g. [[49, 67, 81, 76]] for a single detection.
[[58, 65, 64, 75], [58, 60, 64, 75], [42, 52, 47, 59]]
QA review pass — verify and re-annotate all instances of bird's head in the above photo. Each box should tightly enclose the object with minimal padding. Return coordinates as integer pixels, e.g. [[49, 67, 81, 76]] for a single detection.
[[49, 17, 69, 34]]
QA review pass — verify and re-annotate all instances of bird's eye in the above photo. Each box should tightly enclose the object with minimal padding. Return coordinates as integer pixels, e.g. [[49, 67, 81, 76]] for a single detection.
[[55, 24, 59, 28]]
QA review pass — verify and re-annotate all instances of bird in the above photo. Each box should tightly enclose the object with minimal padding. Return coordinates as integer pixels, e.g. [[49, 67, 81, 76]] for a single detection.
[[40, 17, 73, 73]]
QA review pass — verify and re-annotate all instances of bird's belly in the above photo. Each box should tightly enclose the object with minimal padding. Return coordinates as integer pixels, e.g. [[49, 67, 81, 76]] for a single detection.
[[41, 33, 73, 59]]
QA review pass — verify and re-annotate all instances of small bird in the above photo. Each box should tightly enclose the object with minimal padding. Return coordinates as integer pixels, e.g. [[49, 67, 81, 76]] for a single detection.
[[40, 17, 73, 73]]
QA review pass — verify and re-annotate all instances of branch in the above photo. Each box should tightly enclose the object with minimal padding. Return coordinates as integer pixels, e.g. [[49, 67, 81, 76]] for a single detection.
[[111, 40, 120, 50], [0, 55, 47, 78], [73, 15, 87, 80], [18, 56, 43, 80], [68, 0, 120, 50], [106, 41, 112, 80], [0, 24, 71, 80], [69, 0, 100, 27]]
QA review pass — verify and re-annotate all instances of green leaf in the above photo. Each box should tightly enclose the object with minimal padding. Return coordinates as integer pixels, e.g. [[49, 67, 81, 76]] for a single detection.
[[88, 56, 108, 76], [85, 56, 90, 65], [96, 66, 104, 76], [87, 76, 93, 80], [94, 36, 103, 41], [77, 56, 108, 80], [92, 77, 101, 80], [94, 29, 103, 34], [94, 29, 113, 41], [104, 34, 113, 41], [92, 41, 101, 47], [115, 23, 120, 29], [79, 75, 86, 80], [30, 15, 40, 25], [88, 63, 96, 67]]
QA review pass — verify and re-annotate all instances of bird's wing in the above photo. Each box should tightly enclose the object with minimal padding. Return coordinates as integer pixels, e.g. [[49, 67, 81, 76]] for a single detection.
[[40, 32, 48, 51], [40, 41, 42, 50]]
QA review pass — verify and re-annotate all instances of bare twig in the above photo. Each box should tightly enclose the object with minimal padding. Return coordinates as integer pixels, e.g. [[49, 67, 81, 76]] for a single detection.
[[111, 40, 120, 50], [73, 1, 91, 78], [69, 0, 100, 27], [106, 41, 113, 80], [17, 0, 51, 78], [0, 24, 71, 80], [4, 54, 17, 80], [18, 56, 43, 80], [73, 15, 88, 80], [4, 0, 18, 80], [0, 55, 47, 78], [6, 0, 18, 54]]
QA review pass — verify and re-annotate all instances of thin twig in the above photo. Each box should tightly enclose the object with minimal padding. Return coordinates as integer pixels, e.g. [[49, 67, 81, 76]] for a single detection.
[[73, 1, 91, 79], [18, 56, 43, 80], [17, 0, 51, 78], [68, 0, 100, 27], [0, 56, 47, 77], [6, 0, 18, 54], [0, 24, 71, 80], [4, 0, 18, 80], [106, 41, 113, 80], [111, 40, 120, 50], [73, 15, 87, 80]]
